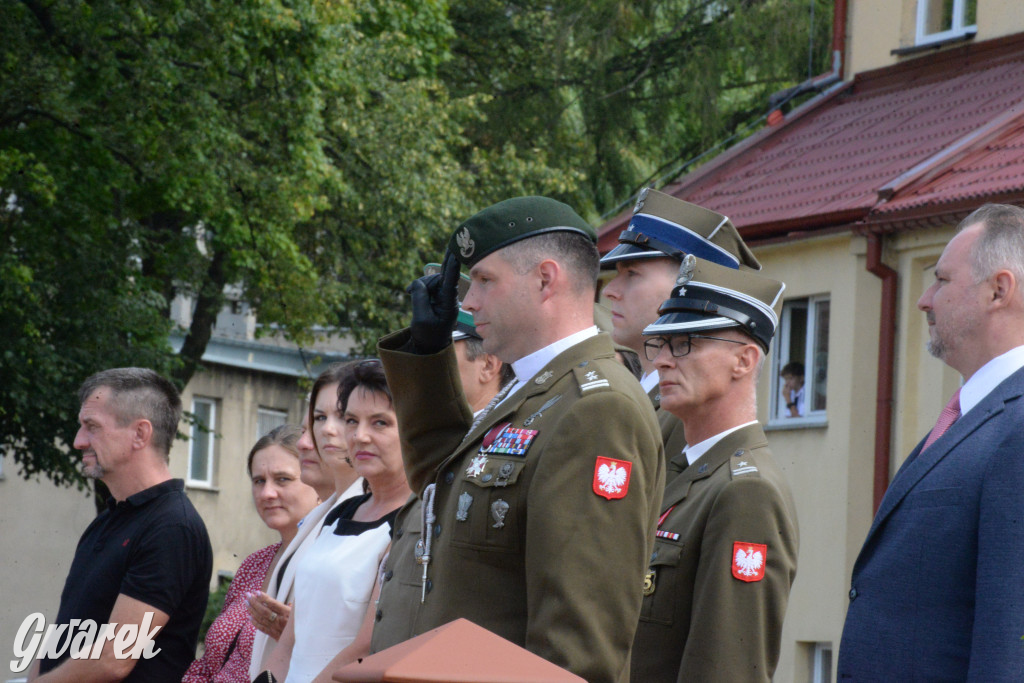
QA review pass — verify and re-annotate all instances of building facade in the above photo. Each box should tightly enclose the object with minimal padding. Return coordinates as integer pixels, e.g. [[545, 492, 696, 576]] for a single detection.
[[598, 2, 1024, 680]]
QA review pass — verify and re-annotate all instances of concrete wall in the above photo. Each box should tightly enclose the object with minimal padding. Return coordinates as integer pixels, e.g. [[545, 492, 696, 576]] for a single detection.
[[0, 464, 96, 679], [846, 0, 1024, 76], [171, 365, 308, 580]]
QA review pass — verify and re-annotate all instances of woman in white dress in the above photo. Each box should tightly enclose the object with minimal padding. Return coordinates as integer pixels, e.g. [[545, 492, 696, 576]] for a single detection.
[[247, 362, 364, 679], [266, 360, 410, 683]]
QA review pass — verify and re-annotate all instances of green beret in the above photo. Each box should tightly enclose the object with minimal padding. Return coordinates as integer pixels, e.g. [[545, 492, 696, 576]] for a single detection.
[[448, 196, 595, 267]]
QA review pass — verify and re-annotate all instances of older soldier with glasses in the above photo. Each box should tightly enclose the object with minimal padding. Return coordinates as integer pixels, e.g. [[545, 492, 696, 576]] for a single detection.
[[631, 256, 799, 683]]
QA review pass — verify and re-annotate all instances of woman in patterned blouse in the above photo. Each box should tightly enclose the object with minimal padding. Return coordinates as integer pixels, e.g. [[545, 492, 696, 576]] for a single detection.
[[181, 424, 319, 682]]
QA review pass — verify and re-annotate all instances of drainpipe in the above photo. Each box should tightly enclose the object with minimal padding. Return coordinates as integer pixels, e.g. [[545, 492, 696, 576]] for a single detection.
[[865, 233, 897, 513], [766, 0, 848, 114], [833, 0, 847, 80]]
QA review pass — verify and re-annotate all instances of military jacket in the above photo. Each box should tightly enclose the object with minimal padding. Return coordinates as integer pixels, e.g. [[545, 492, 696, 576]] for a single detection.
[[631, 423, 798, 683], [376, 330, 665, 683]]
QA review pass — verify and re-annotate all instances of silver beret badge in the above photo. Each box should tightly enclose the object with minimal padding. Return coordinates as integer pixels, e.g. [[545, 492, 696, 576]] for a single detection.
[[456, 226, 475, 259]]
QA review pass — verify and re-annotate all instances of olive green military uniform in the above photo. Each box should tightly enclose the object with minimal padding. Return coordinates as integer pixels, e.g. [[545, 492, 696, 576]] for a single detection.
[[631, 423, 798, 682], [376, 330, 664, 683]]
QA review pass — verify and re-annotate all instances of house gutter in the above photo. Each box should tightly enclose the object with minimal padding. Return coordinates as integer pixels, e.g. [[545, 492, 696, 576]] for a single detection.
[[865, 232, 897, 513]]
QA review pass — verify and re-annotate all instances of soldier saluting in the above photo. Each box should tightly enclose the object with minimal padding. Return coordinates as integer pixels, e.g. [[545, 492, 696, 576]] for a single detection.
[[375, 196, 664, 683]]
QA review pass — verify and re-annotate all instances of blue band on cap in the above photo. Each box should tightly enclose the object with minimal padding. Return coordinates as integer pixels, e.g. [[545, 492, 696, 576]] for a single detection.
[[628, 214, 740, 268]]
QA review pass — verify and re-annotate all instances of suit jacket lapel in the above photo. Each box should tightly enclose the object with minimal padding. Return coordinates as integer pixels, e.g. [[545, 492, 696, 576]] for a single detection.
[[865, 380, 1018, 545]]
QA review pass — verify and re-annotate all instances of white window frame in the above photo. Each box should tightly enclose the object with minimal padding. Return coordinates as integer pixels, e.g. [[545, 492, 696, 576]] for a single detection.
[[915, 0, 977, 46], [256, 407, 289, 441], [187, 397, 217, 488], [812, 642, 833, 683], [768, 295, 829, 429]]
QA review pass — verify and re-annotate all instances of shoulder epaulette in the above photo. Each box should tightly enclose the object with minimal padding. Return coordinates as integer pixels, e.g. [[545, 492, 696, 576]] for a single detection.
[[572, 360, 612, 394], [729, 449, 762, 478]]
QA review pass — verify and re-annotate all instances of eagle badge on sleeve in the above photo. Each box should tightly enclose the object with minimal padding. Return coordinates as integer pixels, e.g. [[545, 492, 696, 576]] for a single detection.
[[593, 456, 632, 500], [732, 542, 767, 582]]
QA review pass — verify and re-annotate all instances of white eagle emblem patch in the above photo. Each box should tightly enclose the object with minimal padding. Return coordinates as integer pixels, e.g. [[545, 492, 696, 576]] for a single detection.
[[732, 542, 767, 582], [593, 456, 632, 500], [456, 227, 475, 259]]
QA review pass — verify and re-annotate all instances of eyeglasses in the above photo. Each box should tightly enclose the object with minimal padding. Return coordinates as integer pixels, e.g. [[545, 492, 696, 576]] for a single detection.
[[643, 334, 747, 362]]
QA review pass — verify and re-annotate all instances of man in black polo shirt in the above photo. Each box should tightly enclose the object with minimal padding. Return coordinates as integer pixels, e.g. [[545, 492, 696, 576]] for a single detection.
[[31, 368, 212, 682]]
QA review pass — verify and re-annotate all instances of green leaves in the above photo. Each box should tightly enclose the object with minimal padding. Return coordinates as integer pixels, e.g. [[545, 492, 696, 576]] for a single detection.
[[1, 0, 828, 487]]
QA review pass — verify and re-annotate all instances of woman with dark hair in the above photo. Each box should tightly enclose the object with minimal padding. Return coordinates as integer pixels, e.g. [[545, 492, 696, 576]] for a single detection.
[[182, 425, 319, 682], [265, 360, 410, 683], [246, 363, 363, 678]]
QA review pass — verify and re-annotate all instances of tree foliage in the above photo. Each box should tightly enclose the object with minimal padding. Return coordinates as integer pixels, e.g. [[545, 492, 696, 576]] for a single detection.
[[1, 0, 830, 486], [441, 0, 834, 217]]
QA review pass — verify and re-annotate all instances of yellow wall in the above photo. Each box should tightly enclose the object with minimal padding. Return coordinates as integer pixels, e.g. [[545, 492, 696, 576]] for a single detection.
[[750, 220, 964, 682], [846, 0, 1024, 76], [753, 233, 882, 681]]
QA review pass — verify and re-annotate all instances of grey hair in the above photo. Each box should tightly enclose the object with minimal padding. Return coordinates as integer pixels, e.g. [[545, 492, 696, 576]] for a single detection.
[[498, 232, 600, 296], [961, 203, 1024, 287], [78, 368, 182, 459]]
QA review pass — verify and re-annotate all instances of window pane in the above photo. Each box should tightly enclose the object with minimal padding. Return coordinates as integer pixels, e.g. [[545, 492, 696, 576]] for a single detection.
[[190, 400, 213, 483], [965, 0, 977, 26], [811, 300, 830, 412], [257, 409, 288, 440], [923, 0, 954, 34]]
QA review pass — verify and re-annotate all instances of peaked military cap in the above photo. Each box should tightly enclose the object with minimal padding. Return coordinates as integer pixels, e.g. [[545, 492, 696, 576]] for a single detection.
[[644, 255, 784, 352], [601, 188, 761, 270], [448, 196, 595, 268], [425, 262, 479, 341]]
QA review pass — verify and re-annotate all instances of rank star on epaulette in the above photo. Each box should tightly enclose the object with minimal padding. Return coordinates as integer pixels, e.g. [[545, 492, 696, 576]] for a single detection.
[[732, 460, 759, 476], [593, 456, 632, 500], [732, 541, 767, 582]]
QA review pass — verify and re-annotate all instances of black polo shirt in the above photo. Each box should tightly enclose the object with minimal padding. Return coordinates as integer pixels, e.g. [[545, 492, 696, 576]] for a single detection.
[[40, 478, 212, 681]]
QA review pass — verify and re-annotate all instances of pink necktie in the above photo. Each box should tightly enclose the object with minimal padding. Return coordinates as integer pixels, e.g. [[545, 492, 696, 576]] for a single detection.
[[921, 388, 961, 452]]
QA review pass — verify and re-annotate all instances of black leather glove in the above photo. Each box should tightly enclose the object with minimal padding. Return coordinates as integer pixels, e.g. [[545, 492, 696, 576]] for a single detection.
[[407, 250, 460, 354]]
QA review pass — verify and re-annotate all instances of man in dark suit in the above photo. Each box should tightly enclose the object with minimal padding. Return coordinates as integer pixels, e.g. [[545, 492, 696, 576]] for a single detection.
[[838, 204, 1024, 680]]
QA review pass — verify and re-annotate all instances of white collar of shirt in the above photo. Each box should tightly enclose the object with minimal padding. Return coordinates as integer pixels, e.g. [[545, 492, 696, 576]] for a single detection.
[[640, 370, 660, 395], [960, 344, 1024, 416], [684, 421, 759, 467], [500, 326, 600, 405]]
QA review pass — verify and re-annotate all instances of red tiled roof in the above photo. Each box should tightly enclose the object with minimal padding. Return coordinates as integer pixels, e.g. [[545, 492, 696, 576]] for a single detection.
[[598, 32, 1024, 245]]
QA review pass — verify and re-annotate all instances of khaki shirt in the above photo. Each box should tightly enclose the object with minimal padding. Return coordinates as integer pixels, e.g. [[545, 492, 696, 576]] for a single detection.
[[374, 330, 664, 683]]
